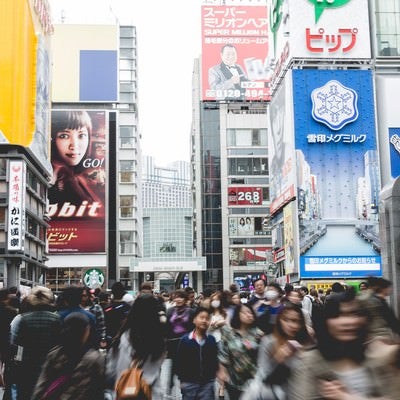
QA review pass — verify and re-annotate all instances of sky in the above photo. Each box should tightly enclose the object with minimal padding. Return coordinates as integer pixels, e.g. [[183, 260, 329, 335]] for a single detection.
[[50, 0, 203, 165]]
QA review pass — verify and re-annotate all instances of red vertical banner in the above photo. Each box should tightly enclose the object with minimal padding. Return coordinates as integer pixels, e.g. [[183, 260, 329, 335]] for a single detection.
[[47, 110, 107, 253], [201, 5, 270, 101]]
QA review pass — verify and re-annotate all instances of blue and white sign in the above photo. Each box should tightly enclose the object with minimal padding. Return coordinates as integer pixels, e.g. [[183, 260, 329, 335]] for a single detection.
[[293, 69, 382, 279], [389, 127, 400, 178], [311, 80, 359, 131]]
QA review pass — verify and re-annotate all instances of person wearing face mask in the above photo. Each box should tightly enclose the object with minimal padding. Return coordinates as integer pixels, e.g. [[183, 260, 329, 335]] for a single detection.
[[251, 283, 285, 335], [208, 291, 228, 343], [263, 284, 285, 329]]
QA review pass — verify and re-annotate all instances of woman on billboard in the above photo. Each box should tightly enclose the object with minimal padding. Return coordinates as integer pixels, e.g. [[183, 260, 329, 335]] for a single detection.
[[49, 110, 102, 209]]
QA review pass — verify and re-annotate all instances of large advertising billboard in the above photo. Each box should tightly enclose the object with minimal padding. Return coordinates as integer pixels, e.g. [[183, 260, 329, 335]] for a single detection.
[[229, 216, 270, 237], [230, 247, 271, 266], [267, 0, 371, 91], [268, 76, 296, 215], [293, 69, 381, 278], [201, 5, 270, 101], [47, 110, 107, 253], [51, 25, 119, 103], [290, 0, 371, 60], [375, 76, 400, 186], [0, 1, 53, 175]]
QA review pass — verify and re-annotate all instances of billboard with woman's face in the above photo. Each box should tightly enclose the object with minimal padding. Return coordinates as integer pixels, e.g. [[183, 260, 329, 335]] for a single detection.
[[46, 109, 107, 253]]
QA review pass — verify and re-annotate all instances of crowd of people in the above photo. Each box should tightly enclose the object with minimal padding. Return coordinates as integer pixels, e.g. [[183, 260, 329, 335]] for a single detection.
[[0, 277, 399, 400]]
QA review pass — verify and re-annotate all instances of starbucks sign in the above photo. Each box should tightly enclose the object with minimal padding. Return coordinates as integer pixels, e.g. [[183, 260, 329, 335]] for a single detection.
[[83, 268, 105, 289]]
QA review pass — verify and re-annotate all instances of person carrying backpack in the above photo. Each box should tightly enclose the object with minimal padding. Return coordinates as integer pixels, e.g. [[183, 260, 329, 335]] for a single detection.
[[105, 294, 167, 400]]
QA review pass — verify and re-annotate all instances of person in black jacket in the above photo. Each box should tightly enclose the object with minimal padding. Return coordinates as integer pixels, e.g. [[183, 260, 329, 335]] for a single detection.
[[176, 307, 218, 400]]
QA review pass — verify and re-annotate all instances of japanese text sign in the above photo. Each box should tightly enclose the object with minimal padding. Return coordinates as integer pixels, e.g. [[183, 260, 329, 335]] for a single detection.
[[7, 160, 26, 251]]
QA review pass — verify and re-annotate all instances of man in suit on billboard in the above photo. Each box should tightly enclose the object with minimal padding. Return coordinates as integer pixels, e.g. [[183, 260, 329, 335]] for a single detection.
[[208, 44, 248, 100]]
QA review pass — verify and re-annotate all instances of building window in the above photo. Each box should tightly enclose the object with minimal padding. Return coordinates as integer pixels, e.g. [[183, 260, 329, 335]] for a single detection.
[[120, 126, 135, 148], [27, 217, 38, 237], [227, 129, 267, 147], [375, 1, 400, 56], [119, 160, 135, 183], [0, 159, 7, 176], [120, 231, 135, 254], [159, 242, 177, 253], [120, 195, 134, 218], [228, 157, 268, 175]]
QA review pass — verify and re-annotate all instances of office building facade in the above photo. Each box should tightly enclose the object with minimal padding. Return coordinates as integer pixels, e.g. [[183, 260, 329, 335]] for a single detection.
[[46, 21, 142, 292]]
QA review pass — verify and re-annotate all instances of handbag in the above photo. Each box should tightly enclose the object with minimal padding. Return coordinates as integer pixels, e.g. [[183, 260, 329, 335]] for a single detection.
[[115, 359, 152, 400]]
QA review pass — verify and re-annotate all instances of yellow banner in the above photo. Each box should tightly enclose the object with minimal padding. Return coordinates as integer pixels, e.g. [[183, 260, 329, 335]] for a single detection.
[[0, 0, 37, 146]]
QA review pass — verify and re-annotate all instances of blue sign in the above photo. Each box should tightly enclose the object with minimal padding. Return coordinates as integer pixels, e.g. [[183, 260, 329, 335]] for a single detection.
[[292, 69, 382, 279], [388, 127, 400, 178]]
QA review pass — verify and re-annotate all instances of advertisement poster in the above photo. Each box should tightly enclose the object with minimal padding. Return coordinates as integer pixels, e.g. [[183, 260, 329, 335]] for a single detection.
[[283, 203, 296, 274], [230, 247, 270, 266], [293, 69, 381, 278], [389, 128, 400, 178], [229, 216, 269, 237], [228, 186, 264, 205], [201, 5, 270, 101], [268, 77, 296, 215], [47, 110, 107, 253], [290, 0, 371, 60]]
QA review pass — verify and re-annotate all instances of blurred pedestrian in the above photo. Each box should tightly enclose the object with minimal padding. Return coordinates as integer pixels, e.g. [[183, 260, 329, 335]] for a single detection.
[[218, 304, 263, 400], [103, 282, 131, 345], [245, 304, 312, 400], [81, 287, 107, 349], [185, 287, 197, 309], [0, 289, 17, 396], [32, 312, 105, 400], [10, 286, 61, 400], [105, 294, 166, 399], [176, 307, 218, 400], [208, 291, 228, 343], [57, 285, 97, 348], [290, 288, 397, 399], [166, 289, 194, 394], [364, 277, 400, 340]]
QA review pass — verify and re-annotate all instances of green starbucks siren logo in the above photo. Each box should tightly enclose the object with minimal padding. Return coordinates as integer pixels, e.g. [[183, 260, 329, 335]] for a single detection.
[[308, 0, 352, 23]]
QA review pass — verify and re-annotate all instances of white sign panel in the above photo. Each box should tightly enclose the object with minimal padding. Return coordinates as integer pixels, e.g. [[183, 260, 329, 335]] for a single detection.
[[7, 160, 26, 251], [267, 0, 371, 90], [290, 0, 371, 59], [133, 260, 206, 273]]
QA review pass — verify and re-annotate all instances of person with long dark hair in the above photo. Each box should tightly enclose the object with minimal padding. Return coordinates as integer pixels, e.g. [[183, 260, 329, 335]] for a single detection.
[[105, 294, 167, 399], [245, 304, 313, 400], [32, 312, 105, 400], [218, 303, 263, 400], [290, 288, 398, 399]]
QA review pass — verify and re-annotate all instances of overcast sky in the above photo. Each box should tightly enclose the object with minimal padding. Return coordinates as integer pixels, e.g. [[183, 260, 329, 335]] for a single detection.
[[50, 0, 202, 165]]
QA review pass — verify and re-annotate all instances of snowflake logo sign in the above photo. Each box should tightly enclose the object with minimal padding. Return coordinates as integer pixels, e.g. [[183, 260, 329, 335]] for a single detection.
[[311, 80, 358, 131]]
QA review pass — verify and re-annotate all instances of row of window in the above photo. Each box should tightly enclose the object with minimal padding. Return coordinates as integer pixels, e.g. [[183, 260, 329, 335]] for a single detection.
[[375, 1, 400, 56]]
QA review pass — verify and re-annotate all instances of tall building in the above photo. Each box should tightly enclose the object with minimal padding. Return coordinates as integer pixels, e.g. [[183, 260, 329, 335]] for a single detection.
[[192, 1, 272, 291], [0, 1, 53, 290], [46, 19, 142, 291], [132, 156, 204, 292], [142, 155, 191, 208], [192, 0, 399, 292]]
